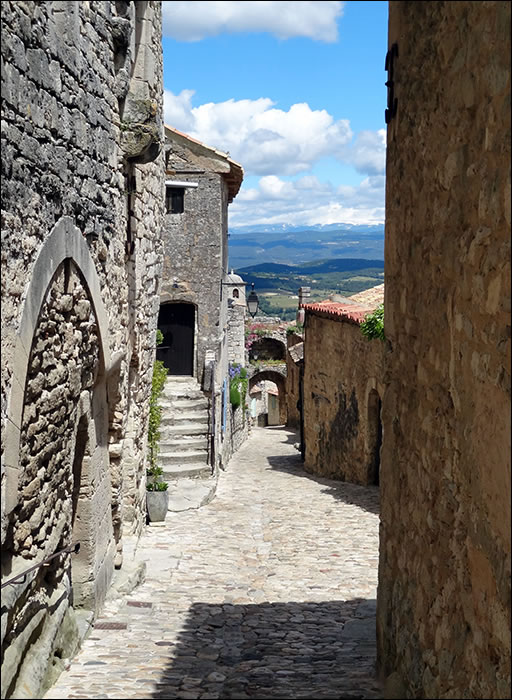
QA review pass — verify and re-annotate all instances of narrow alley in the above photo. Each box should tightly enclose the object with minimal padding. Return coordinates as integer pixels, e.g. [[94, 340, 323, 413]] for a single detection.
[[44, 427, 381, 700]]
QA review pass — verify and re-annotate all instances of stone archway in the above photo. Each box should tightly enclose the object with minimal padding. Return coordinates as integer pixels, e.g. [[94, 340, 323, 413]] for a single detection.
[[3, 217, 113, 521], [249, 369, 287, 425], [1, 218, 118, 697]]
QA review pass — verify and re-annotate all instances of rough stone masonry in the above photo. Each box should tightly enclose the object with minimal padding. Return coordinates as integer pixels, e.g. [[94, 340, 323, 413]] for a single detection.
[[378, 2, 511, 698], [1, 2, 164, 697]]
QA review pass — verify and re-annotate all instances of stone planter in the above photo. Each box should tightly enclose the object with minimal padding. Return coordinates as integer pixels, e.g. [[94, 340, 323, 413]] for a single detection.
[[146, 490, 169, 522]]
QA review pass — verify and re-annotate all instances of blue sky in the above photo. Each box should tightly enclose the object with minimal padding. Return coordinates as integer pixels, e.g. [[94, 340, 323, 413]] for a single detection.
[[162, 1, 389, 228]]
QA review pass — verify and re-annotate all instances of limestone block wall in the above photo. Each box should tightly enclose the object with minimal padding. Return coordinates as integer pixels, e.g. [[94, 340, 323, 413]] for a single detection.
[[1, 2, 163, 697], [378, 2, 511, 698], [286, 333, 303, 429], [303, 312, 385, 484]]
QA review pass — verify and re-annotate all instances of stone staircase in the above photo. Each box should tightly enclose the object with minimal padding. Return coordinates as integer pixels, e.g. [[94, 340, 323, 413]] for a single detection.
[[157, 376, 217, 512]]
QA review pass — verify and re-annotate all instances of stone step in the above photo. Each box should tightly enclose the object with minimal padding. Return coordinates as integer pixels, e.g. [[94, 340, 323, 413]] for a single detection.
[[159, 450, 209, 466], [160, 397, 209, 411], [160, 411, 209, 426], [162, 385, 206, 400], [161, 423, 209, 437], [162, 463, 212, 479], [159, 436, 208, 451]]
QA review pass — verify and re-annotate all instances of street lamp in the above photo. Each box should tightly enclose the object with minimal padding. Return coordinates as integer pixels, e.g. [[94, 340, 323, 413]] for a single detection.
[[247, 283, 259, 318]]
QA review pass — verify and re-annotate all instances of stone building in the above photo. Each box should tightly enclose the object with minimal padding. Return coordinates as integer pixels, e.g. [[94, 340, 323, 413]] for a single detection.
[[225, 271, 247, 367], [1, 2, 164, 697], [378, 2, 511, 698], [156, 125, 246, 508], [301, 285, 385, 485]]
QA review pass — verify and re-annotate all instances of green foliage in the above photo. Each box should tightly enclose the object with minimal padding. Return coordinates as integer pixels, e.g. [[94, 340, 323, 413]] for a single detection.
[[250, 359, 286, 368], [230, 384, 241, 408], [147, 329, 169, 490], [146, 472, 168, 492], [360, 304, 385, 341], [286, 324, 304, 335], [229, 363, 248, 413]]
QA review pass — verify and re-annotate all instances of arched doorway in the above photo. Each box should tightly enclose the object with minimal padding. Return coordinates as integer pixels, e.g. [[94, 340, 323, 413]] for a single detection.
[[367, 389, 382, 485], [157, 302, 195, 375]]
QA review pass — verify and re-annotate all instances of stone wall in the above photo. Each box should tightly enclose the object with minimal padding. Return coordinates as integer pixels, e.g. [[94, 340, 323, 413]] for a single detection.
[[378, 2, 511, 698], [222, 403, 249, 468], [1, 2, 163, 697], [227, 300, 247, 367], [160, 167, 227, 382], [303, 312, 385, 484], [286, 333, 303, 429]]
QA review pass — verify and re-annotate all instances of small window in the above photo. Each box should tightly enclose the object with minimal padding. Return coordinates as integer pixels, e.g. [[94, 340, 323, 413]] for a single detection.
[[233, 289, 239, 299], [166, 186, 184, 214]]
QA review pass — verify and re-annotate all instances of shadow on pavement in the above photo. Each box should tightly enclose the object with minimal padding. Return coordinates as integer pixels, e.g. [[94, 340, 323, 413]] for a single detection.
[[150, 598, 380, 699], [265, 453, 380, 517], [255, 425, 299, 446]]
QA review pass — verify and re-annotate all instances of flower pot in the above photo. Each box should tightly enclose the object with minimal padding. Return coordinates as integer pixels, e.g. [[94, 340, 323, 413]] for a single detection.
[[146, 489, 169, 522]]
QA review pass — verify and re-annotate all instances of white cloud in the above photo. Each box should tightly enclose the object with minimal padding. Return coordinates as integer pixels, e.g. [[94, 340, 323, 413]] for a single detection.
[[346, 129, 387, 175], [162, 1, 344, 42], [229, 174, 385, 227], [164, 89, 353, 176]]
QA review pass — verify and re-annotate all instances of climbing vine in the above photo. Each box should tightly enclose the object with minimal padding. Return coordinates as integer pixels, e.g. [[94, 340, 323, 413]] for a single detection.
[[360, 304, 385, 341], [229, 362, 248, 410], [147, 329, 169, 489]]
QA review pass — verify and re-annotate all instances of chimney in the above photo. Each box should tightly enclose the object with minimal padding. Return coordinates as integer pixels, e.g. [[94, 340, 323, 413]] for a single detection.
[[298, 287, 311, 307], [297, 286, 310, 325]]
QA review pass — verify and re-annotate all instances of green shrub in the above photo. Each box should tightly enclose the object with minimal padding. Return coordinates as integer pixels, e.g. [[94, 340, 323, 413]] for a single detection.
[[229, 363, 248, 416], [360, 304, 385, 341], [147, 329, 169, 489]]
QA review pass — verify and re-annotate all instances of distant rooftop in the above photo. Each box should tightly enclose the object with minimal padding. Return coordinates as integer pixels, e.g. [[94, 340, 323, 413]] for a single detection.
[[303, 284, 384, 324], [164, 124, 243, 203]]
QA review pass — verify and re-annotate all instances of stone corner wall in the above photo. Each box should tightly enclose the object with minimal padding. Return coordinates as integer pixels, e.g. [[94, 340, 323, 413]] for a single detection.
[[378, 2, 511, 698], [303, 312, 385, 485], [285, 333, 303, 429]]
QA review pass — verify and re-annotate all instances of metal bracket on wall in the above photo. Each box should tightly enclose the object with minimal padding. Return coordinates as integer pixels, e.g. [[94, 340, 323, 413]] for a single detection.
[[385, 43, 399, 124]]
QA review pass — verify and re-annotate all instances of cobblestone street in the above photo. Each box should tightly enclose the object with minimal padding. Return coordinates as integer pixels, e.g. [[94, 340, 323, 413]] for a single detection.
[[44, 427, 381, 699]]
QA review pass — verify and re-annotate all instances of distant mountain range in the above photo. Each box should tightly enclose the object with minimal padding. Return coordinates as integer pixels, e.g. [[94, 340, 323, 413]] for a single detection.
[[234, 256, 385, 321], [229, 222, 385, 235], [228, 223, 384, 268]]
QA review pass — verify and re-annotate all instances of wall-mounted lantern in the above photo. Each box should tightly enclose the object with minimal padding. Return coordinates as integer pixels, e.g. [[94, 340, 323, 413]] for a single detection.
[[247, 283, 259, 318]]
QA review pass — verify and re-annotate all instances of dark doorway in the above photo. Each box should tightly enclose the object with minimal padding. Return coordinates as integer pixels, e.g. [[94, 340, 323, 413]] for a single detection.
[[157, 303, 195, 375], [368, 390, 382, 485]]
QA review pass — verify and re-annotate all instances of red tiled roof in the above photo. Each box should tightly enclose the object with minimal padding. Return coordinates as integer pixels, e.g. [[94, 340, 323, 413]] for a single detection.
[[302, 284, 384, 324], [303, 302, 369, 323]]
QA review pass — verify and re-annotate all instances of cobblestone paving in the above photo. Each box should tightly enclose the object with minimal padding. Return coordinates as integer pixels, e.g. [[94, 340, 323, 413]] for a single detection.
[[44, 427, 381, 699]]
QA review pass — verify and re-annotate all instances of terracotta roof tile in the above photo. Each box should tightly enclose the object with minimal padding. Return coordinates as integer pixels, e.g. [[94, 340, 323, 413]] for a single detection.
[[303, 284, 384, 324]]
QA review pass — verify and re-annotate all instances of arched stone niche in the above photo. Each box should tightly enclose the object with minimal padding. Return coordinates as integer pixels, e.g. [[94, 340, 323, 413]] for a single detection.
[[2, 217, 114, 523]]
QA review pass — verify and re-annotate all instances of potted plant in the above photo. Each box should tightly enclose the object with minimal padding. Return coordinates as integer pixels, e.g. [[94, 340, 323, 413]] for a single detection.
[[146, 329, 169, 523], [146, 464, 169, 522]]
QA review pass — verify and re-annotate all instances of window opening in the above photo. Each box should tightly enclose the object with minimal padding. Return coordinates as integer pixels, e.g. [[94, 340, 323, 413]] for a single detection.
[[166, 186, 185, 214]]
